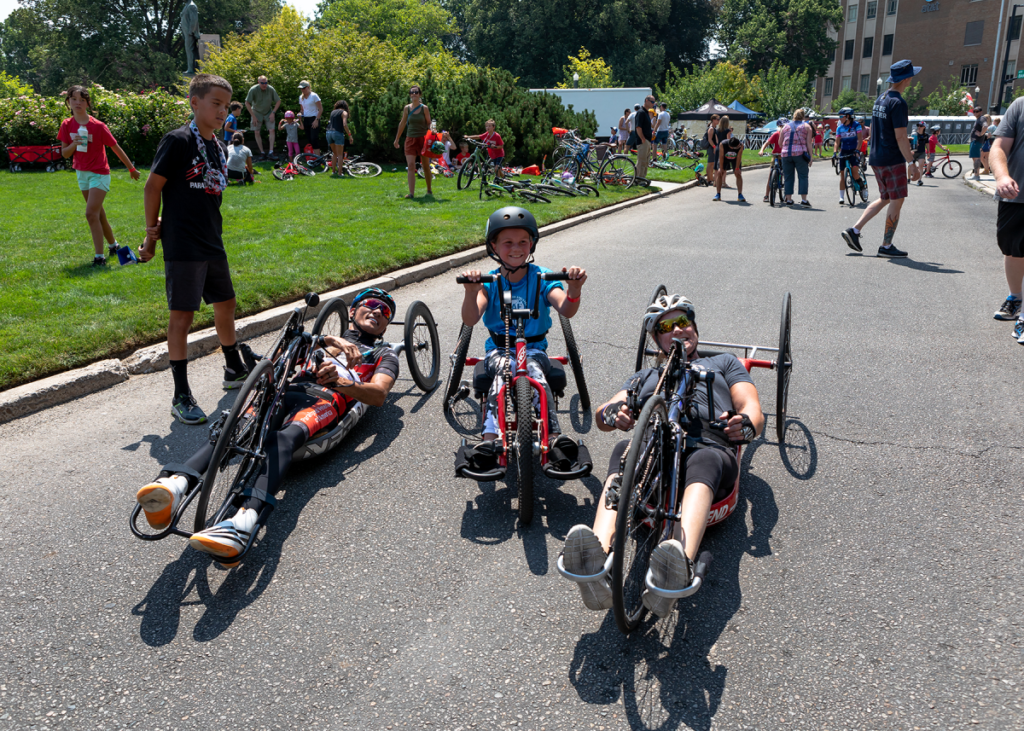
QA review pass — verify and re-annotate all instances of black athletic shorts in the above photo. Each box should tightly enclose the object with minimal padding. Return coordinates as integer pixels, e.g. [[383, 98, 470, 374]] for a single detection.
[[997, 201, 1024, 258], [607, 439, 739, 503], [164, 258, 236, 312]]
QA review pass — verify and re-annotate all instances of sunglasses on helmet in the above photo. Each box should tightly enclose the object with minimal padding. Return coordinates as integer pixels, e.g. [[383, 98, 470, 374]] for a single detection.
[[655, 314, 692, 334]]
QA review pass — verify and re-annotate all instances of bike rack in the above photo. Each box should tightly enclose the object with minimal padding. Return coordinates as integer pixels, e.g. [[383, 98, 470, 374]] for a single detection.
[[556, 551, 614, 584]]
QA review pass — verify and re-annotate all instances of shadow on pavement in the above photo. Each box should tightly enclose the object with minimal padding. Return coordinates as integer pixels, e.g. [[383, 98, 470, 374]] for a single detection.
[[777, 418, 817, 481], [885, 258, 964, 274], [123, 391, 239, 463], [566, 436, 779, 730]]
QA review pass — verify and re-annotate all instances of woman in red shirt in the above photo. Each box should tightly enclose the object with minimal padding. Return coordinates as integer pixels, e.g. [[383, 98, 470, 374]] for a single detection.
[[58, 85, 140, 267]]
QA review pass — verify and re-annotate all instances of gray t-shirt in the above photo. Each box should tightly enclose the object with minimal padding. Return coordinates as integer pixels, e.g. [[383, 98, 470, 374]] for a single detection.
[[226, 144, 252, 172], [995, 97, 1024, 204], [282, 121, 300, 143]]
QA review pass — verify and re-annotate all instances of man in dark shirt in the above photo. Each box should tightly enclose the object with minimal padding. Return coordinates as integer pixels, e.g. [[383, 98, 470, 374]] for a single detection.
[[140, 74, 248, 425], [841, 59, 922, 259], [635, 95, 655, 181], [969, 106, 986, 179]]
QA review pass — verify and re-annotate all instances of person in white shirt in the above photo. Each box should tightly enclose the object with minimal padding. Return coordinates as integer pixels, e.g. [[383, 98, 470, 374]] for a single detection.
[[627, 104, 640, 149], [654, 102, 672, 158], [225, 132, 254, 184], [298, 80, 323, 155]]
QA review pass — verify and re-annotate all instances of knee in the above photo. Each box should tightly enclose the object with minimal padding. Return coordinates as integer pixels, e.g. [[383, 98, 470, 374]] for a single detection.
[[85, 208, 101, 223]]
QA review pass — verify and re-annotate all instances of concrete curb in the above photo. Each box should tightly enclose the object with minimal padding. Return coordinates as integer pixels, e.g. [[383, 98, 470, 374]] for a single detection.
[[1, 181, 688, 425], [961, 173, 998, 199]]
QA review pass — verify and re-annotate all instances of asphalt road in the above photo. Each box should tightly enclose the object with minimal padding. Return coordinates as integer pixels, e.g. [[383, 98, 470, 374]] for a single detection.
[[2, 164, 1022, 731]]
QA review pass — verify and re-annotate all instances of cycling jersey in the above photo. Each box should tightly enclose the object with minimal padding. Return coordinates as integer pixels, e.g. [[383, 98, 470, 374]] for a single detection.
[[835, 121, 862, 154], [481, 263, 564, 353]]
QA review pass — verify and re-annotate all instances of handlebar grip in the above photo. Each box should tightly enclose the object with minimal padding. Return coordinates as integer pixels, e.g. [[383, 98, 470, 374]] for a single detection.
[[539, 272, 571, 281], [456, 274, 498, 284]]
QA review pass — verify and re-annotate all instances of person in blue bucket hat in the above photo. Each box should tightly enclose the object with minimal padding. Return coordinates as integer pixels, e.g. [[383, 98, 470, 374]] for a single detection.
[[841, 59, 922, 259]]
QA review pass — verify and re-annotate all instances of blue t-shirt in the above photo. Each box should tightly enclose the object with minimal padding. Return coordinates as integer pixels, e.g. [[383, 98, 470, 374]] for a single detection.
[[869, 91, 909, 167], [224, 114, 237, 142], [481, 263, 565, 353], [836, 122, 862, 154]]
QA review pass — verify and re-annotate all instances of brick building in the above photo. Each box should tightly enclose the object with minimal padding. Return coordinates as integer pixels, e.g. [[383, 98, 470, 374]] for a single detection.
[[814, 0, 1024, 113]]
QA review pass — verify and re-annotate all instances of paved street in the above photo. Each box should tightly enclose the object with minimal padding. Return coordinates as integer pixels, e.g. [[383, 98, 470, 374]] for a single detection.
[[1, 163, 1021, 731]]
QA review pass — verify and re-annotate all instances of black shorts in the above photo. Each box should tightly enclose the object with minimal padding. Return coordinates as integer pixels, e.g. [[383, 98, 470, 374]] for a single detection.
[[164, 258, 236, 312], [721, 158, 738, 172], [607, 440, 738, 503], [997, 202, 1024, 258]]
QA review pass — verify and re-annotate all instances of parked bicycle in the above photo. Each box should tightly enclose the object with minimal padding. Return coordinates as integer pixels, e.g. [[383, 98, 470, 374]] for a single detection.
[[293, 151, 383, 178]]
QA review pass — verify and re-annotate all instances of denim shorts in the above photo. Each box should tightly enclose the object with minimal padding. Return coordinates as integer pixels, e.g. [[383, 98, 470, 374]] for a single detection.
[[76, 170, 111, 192], [325, 129, 346, 146], [654, 131, 669, 143]]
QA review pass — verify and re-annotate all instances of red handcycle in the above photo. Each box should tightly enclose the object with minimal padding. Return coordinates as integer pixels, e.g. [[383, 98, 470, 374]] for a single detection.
[[445, 271, 592, 525]]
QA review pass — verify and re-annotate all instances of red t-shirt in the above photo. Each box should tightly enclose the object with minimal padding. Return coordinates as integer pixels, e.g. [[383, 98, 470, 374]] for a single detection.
[[58, 116, 117, 175], [766, 130, 782, 155], [482, 131, 504, 159], [455, 152, 469, 164], [927, 134, 938, 154]]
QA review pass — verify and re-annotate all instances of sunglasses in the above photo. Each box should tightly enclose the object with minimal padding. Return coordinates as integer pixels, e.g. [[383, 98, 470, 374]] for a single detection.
[[655, 314, 692, 334], [410, 91, 421, 96], [259, 81, 268, 85], [359, 298, 392, 320]]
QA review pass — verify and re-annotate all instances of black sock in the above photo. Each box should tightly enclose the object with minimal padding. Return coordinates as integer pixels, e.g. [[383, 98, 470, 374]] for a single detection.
[[222, 342, 244, 373], [170, 359, 190, 398]]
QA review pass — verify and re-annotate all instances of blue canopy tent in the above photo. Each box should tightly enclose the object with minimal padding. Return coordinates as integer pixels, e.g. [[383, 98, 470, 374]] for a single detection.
[[727, 100, 761, 118]]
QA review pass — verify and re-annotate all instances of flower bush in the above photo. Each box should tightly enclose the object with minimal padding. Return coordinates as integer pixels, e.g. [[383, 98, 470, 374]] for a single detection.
[[0, 85, 191, 168]]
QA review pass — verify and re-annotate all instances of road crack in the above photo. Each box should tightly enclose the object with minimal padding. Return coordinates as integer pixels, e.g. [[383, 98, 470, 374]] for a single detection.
[[811, 431, 1024, 459]]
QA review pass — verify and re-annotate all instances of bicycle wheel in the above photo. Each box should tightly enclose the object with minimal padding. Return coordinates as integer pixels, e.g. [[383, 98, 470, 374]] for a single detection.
[[294, 163, 315, 177], [349, 162, 382, 178], [514, 376, 535, 525], [194, 358, 275, 532], [576, 184, 599, 197], [533, 183, 576, 197], [559, 314, 590, 410], [272, 168, 293, 181], [310, 297, 349, 339], [599, 155, 636, 189], [769, 168, 779, 207], [518, 190, 550, 204], [403, 301, 440, 392], [858, 178, 869, 204], [635, 284, 667, 372], [843, 167, 855, 207], [457, 160, 477, 190], [294, 153, 327, 173], [612, 394, 668, 634], [776, 292, 792, 444], [824, 138, 834, 152], [941, 159, 962, 178], [443, 324, 473, 415]]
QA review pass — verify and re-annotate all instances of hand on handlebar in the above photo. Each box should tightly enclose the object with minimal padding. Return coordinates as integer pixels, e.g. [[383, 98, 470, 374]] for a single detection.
[[459, 269, 486, 290], [601, 402, 635, 431], [323, 335, 363, 367], [314, 358, 356, 389], [720, 411, 756, 443], [560, 266, 587, 297]]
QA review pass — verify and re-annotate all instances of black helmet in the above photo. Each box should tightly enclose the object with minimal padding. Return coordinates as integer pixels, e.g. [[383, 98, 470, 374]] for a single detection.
[[350, 286, 396, 323], [484, 207, 539, 268], [838, 107, 854, 117]]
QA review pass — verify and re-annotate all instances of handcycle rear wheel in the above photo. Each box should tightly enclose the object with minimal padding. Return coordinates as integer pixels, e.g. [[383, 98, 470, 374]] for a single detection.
[[515, 377, 535, 526], [635, 284, 668, 372], [776, 292, 792, 443], [403, 301, 440, 391], [599, 155, 636, 189], [194, 358, 276, 532], [843, 167, 856, 207], [612, 394, 668, 634], [559, 314, 590, 409], [443, 324, 473, 415], [941, 159, 962, 178], [456, 160, 477, 190], [310, 297, 349, 340]]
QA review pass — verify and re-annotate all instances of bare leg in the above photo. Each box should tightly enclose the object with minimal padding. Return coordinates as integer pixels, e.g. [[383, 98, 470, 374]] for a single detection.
[[881, 198, 905, 247], [268, 127, 276, 155], [715, 168, 723, 196], [424, 157, 433, 194], [675, 483, 715, 561], [1005, 255, 1024, 296], [592, 475, 619, 553], [252, 126, 265, 155], [852, 195, 890, 231], [167, 310, 196, 361], [82, 188, 109, 256], [734, 169, 743, 197], [404, 153, 417, 196], [211, 298, 238, 348]]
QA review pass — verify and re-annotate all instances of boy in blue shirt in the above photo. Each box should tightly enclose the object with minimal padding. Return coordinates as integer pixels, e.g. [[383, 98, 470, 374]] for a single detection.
[[459, 207, 587, 467], [223, 102, 242, 146]]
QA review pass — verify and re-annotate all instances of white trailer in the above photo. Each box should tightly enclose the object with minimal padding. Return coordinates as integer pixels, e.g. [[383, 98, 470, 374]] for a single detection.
[[530, 87, 653, 140]]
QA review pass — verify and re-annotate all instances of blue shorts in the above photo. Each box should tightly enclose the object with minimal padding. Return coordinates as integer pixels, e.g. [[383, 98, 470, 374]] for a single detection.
[[969, 140, 982, 158], [326, 129, 346, 146], [982, 140, 992, 152], [76, 170, 110, 192], [654, 131, 670, 144]]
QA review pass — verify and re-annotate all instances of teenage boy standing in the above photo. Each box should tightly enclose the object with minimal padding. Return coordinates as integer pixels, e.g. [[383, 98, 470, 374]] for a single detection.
[[841, 60, 922, 259], [140, 73, 249, 425]]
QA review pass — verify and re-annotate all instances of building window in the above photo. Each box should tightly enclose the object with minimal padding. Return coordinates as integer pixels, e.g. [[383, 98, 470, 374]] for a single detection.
[[848, 4, 858, 22], [863, 37, 874, 57], [1006, 61, 1018, 82], [825, 77, 834, 96], [841, 76, 852, 91], [887, 0, 897, 14], [1010, 14, 1022, 42], [867, 0, 877, 17], [845, 39, 855, 59], [960, 64, 979, 85], [964, 20, 984, 46], [860, 74, 871, 92], [882, 33, 894, 55]]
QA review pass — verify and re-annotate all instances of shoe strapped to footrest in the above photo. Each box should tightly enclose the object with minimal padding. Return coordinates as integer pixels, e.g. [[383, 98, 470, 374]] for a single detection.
[[541, 438, 593, 480], [454, 440, 506, 481]]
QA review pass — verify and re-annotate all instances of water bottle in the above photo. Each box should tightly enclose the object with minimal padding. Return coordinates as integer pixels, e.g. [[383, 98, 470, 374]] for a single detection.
[[76, 124, 88, 153], [430, 120, 437, 133]]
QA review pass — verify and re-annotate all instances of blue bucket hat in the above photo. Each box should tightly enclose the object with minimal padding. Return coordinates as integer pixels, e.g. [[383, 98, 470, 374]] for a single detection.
[[887, 59, 921, 83]]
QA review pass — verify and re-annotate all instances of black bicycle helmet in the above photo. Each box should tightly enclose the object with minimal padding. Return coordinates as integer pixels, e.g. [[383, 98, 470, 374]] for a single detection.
[[484, 207, 539, 269], [838, 107, 854, 117], [350, 287, 396, 322]]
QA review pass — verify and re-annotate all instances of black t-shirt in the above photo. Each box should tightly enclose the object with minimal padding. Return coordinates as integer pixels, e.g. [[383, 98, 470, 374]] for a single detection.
[[971, 118, 985, 142], [330, 109, 347, 134], [722, 139, 742, 164], [151, 125, 226, 262], [915, 132, 927, 154], [868, 91, 909, 168], [344, 328, 400, 382], [623, 353, 753, 447], [635, 109, 653, 142]]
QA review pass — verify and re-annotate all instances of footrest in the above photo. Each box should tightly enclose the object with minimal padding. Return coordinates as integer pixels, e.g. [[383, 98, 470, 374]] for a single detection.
[[456, 465, 507, 482], [643, 550, 712, 599], [454, 441, 506, 481], [541, 443, 593, 480], [556, 551, 614, 584]]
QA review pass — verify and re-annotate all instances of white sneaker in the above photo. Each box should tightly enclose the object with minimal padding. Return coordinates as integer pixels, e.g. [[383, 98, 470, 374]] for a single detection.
[[562, 525, 613, 610], [641, 539, 692, 618], [136, 475, 188, 530], [189, 507, 259, 566]]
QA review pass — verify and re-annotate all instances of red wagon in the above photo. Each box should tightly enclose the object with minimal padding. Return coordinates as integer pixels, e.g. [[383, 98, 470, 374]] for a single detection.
[[6, 144, 67, 173]]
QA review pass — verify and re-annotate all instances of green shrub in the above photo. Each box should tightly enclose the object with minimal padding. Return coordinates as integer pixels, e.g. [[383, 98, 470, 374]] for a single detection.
[[0, 72, 34, 98]]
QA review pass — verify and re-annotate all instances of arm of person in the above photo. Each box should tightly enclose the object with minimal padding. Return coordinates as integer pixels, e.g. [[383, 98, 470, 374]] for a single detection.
[[721, 381, 764, 442], [277, 119, 286, 130], [459, 270, 489, 326], [343, 112, 353, 141], [59, 131, 78, 159], [758, 139, 769, 155], [109, 142, 140, 180], [990, 137, 1020, 199], [547, 267, 586, 318], [245, 153, 253, 174], [637, 126, 647, 144], [894, 126, 919, 179], [316, 366, 395, 408], [271, 91, 281, 115], [394, 106, 409, 148], [423, 106, 432, 129], [805, 126, 814, 166], [313, 99, 322, 127], [595, 388, 636, 433], [735, 144, 744, 170], [856, 128, 865, 147], [140, 174, 166, 261]]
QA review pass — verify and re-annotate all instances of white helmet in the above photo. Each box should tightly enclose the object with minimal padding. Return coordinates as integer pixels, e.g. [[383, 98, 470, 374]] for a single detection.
[[643, 294, 696, 334]]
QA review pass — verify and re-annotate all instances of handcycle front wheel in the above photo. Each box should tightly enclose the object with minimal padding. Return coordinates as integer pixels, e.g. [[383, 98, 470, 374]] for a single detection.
[[612, 393, 669, 634], [776, 292, 792, 443], [443, 324, 473, 415], [403, 301, 440, 391], [514, 377, 535, 526], [941, 159, 962, 178], [310, 297, 349, 340], [635, 284, 668, 372], [559, 314, 590, 410], [194, 358, 276, 532]]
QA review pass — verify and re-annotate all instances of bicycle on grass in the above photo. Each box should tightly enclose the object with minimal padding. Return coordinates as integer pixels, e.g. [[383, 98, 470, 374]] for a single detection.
[[293, 151, 383, 178], [456, 139, 499, 190]]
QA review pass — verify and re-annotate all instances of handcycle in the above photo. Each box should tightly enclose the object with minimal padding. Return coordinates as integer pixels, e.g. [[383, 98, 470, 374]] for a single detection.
[[445, 271, 593, 525], [129, 292, 441, 560], [840, 154, 870, 206], [292, 150, 383, 178], [928, 150, 962, 178], [560, 289, 793, 634]]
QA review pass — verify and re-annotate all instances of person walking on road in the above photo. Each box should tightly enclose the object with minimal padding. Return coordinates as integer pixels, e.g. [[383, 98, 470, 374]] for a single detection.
[[841, 60, 923, 258], [989, 96, 1024, 340], [705, 114, 721, 186], [245, 75, 281, 160], [780, 109, 813, 206], [393, 85, 432, 199], [654, 103, 672, 159], [635, 95, 654, 181]]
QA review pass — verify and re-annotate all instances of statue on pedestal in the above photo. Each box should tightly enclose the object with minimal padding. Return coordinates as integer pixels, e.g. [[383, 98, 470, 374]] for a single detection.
[[180, 0, 201, 76]]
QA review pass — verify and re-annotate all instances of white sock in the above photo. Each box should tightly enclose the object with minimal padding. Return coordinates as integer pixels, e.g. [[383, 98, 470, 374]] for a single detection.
[[852, 227, 861, 235], [159, 475, 188, 495], [1009, 293, 1022, 300], [230, 507, 259, 533]]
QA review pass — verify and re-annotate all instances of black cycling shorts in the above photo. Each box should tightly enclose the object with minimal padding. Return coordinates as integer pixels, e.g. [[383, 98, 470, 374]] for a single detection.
[[997, 201, 1024, 258], [607, 439, 738, 503], [164, 258, 235, 312]]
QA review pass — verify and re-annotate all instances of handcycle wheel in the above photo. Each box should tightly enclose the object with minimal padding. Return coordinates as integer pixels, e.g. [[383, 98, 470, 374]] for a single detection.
[[311, 297, 349, 340], [559, 314, 590, 409], [456, 160, 477, 190], [843, 167, 855, 207], [635, 284, 668, 372], [403, 301, 440, 391], [518, 190, 550, 204], [514, 377, 535, 526], [612, 394, 668, 634], [349, 162, 382, 178], [194, 358, 276, 532], [776, 292, 792, 444], [599, 155, 636, 189], [442, 324, 473, 415], [941, 159, 961, 178], [294, 153, 327, 173]]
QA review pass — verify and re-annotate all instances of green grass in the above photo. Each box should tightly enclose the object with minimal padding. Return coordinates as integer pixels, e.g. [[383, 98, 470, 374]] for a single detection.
[[0, 161, 648, 390]]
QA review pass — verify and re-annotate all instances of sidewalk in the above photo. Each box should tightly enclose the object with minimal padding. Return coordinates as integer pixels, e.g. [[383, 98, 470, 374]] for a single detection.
[[962, 172, 1000, 198]]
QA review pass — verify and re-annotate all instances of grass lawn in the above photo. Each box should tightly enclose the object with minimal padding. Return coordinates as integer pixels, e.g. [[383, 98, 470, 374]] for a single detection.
[[0, 161, 648, 391]]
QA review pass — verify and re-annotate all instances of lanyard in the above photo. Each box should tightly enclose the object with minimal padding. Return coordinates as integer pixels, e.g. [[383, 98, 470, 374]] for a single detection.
[[189, 120, 227, 195]]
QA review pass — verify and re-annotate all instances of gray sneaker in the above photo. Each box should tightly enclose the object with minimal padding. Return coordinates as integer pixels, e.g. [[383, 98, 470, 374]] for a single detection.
[[642, 539, 692, 618], [994, 297, 1022, 321], [171, 393, 207, 425], [562, 525, 612, 611]]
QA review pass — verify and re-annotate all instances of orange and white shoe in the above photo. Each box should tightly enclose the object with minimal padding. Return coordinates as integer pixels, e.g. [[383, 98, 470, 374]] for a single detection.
[[189, 507, 259, 567], [136, 475, 188, 530]]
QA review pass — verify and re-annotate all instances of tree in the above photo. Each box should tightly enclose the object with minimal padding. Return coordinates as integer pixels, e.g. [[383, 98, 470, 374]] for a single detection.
[[925, 74, 973, 116], [0, 71, 33, 97], [717, 0, 842, 79], [656, 60, 751, 112], [749, 61, 811, 118], [316, 0, 458, 55], [830, 87, 872, 113], [555, 48, 620, 89]]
